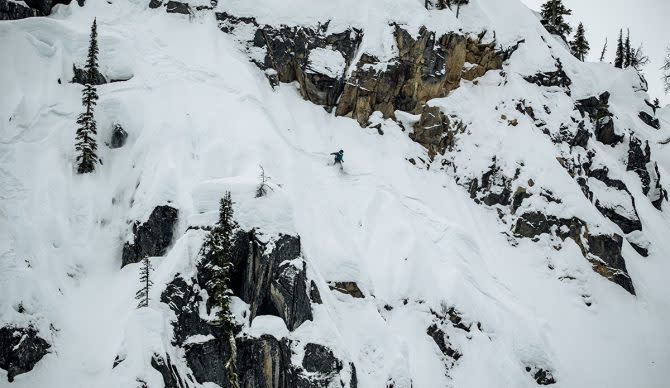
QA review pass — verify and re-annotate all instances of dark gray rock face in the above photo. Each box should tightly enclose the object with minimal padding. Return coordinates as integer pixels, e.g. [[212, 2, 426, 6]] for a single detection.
[[165, 0, 190, 14], [71, 64, 107, 86], [302, 343, 342, 375], [523, 59, 571, 94], [23, 0, 51, 15], [148, 0, 162, 8], [270, 260, 313, 331], [161, 275, 214, 345], [638, 111, 660, 129], [186, 338, 235, 387], [513, 211, 635, 294], [627, 137, 667, 210], [229, 16, 363, 111], [575, 92, 622, 146], [121, 205, 178, 267], [468, 160, 514, 207], [151, 354, 188, 388], [0, 326, 50, 382], [110, 123, 128, 149], [232, 232, 313, 330], [0, 0, 40, 20], [585, 168, 642, 234], [237, 335, 295, 388], [427, 324, 462, 361]]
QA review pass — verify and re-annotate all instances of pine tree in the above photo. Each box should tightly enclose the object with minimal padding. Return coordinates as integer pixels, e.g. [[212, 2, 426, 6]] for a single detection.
[[624, 29, 632, 68], [75, 18, 100, 174], [569, 22, 590, 61], [540, 0, 572, 39], [663, 47, 670, 93], [614, 29, 624, 68], [599, 38, 608, 62], [135, 256, 153, 308], [201, 191, 240, 388], [255, 165, 273, 198], [202, 191, 238, 329]]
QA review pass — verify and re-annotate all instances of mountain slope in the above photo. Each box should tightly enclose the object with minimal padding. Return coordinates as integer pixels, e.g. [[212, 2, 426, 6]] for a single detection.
[[1, 1, 669, 387]]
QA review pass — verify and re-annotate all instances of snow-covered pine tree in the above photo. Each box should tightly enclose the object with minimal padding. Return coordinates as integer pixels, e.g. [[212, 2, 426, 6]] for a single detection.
[[75, 18, 100, 174], [255, 165, 273, 198], [664, 48, 670, 93], [570, 22, 590, 61], [614, 29, 624, 68], [599, 38, 608, 62], [203, 191, 238, 329], [624, 29, 632, 68], [201, 191, 239, 388], [539, 0, 572, 39], [135, 256, 153, 308]]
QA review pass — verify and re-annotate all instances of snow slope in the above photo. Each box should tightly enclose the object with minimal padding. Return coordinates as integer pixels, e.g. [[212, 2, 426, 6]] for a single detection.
[[1, 0, 669, 387]]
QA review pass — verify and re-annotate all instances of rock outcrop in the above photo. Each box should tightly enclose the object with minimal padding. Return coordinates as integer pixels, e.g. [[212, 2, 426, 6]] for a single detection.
[[638, 111, 660, 129], [513, 211, 635, 294], [121, 205, 178, 267], [217, 13, 518, 126], [0, 326, 50, 382], [575, 92, 622, 146], [627, 137, 667, 210], [523, 59, 571, 94], [159, 227, 353, 388], [0, 0, 40, 20], [410, 105, 466, 157]]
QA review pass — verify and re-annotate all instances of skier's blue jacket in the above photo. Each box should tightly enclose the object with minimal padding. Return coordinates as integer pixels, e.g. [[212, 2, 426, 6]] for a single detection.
[[331, 150, 344, 164]]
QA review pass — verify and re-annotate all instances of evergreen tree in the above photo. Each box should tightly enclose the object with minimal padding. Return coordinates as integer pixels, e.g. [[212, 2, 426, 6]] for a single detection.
[[202, 191, 238, 329], [135, 256, 153, 308], [540, 0, 572, 38], [599, 38, 608, 62], [663, 47, 670, 94], [255, 165, 273, 198], [614, 29, 624, 68], [624, 29, 632, 68], [75, 19, 100, 174], [201, 191, 240, 388], [569, 22, 590, 61]]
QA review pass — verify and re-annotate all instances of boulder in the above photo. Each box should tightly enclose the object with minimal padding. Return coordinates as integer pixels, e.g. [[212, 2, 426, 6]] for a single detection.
[[328, 281, 364, 298], [148, 0, 162, 8], [638, 111, 660, 129], [0, 326, 50, 382], [109, 123, 128, 149], [525, 365, 556, 385], [121, 205, 178, 267], [165, 0, 190, 14], [0, 0, 40, 20]]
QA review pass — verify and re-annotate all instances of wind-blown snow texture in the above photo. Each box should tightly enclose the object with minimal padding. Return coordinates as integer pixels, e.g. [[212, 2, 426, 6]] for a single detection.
[[1, 0, 669, 387]]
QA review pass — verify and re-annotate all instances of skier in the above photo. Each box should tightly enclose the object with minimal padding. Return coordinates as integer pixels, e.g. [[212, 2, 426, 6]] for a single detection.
[[331, 150, 344, 166]]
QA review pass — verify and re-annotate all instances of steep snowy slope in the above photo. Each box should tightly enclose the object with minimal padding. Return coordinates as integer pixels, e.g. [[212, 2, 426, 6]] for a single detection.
[[1, 0, 669, 387]]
